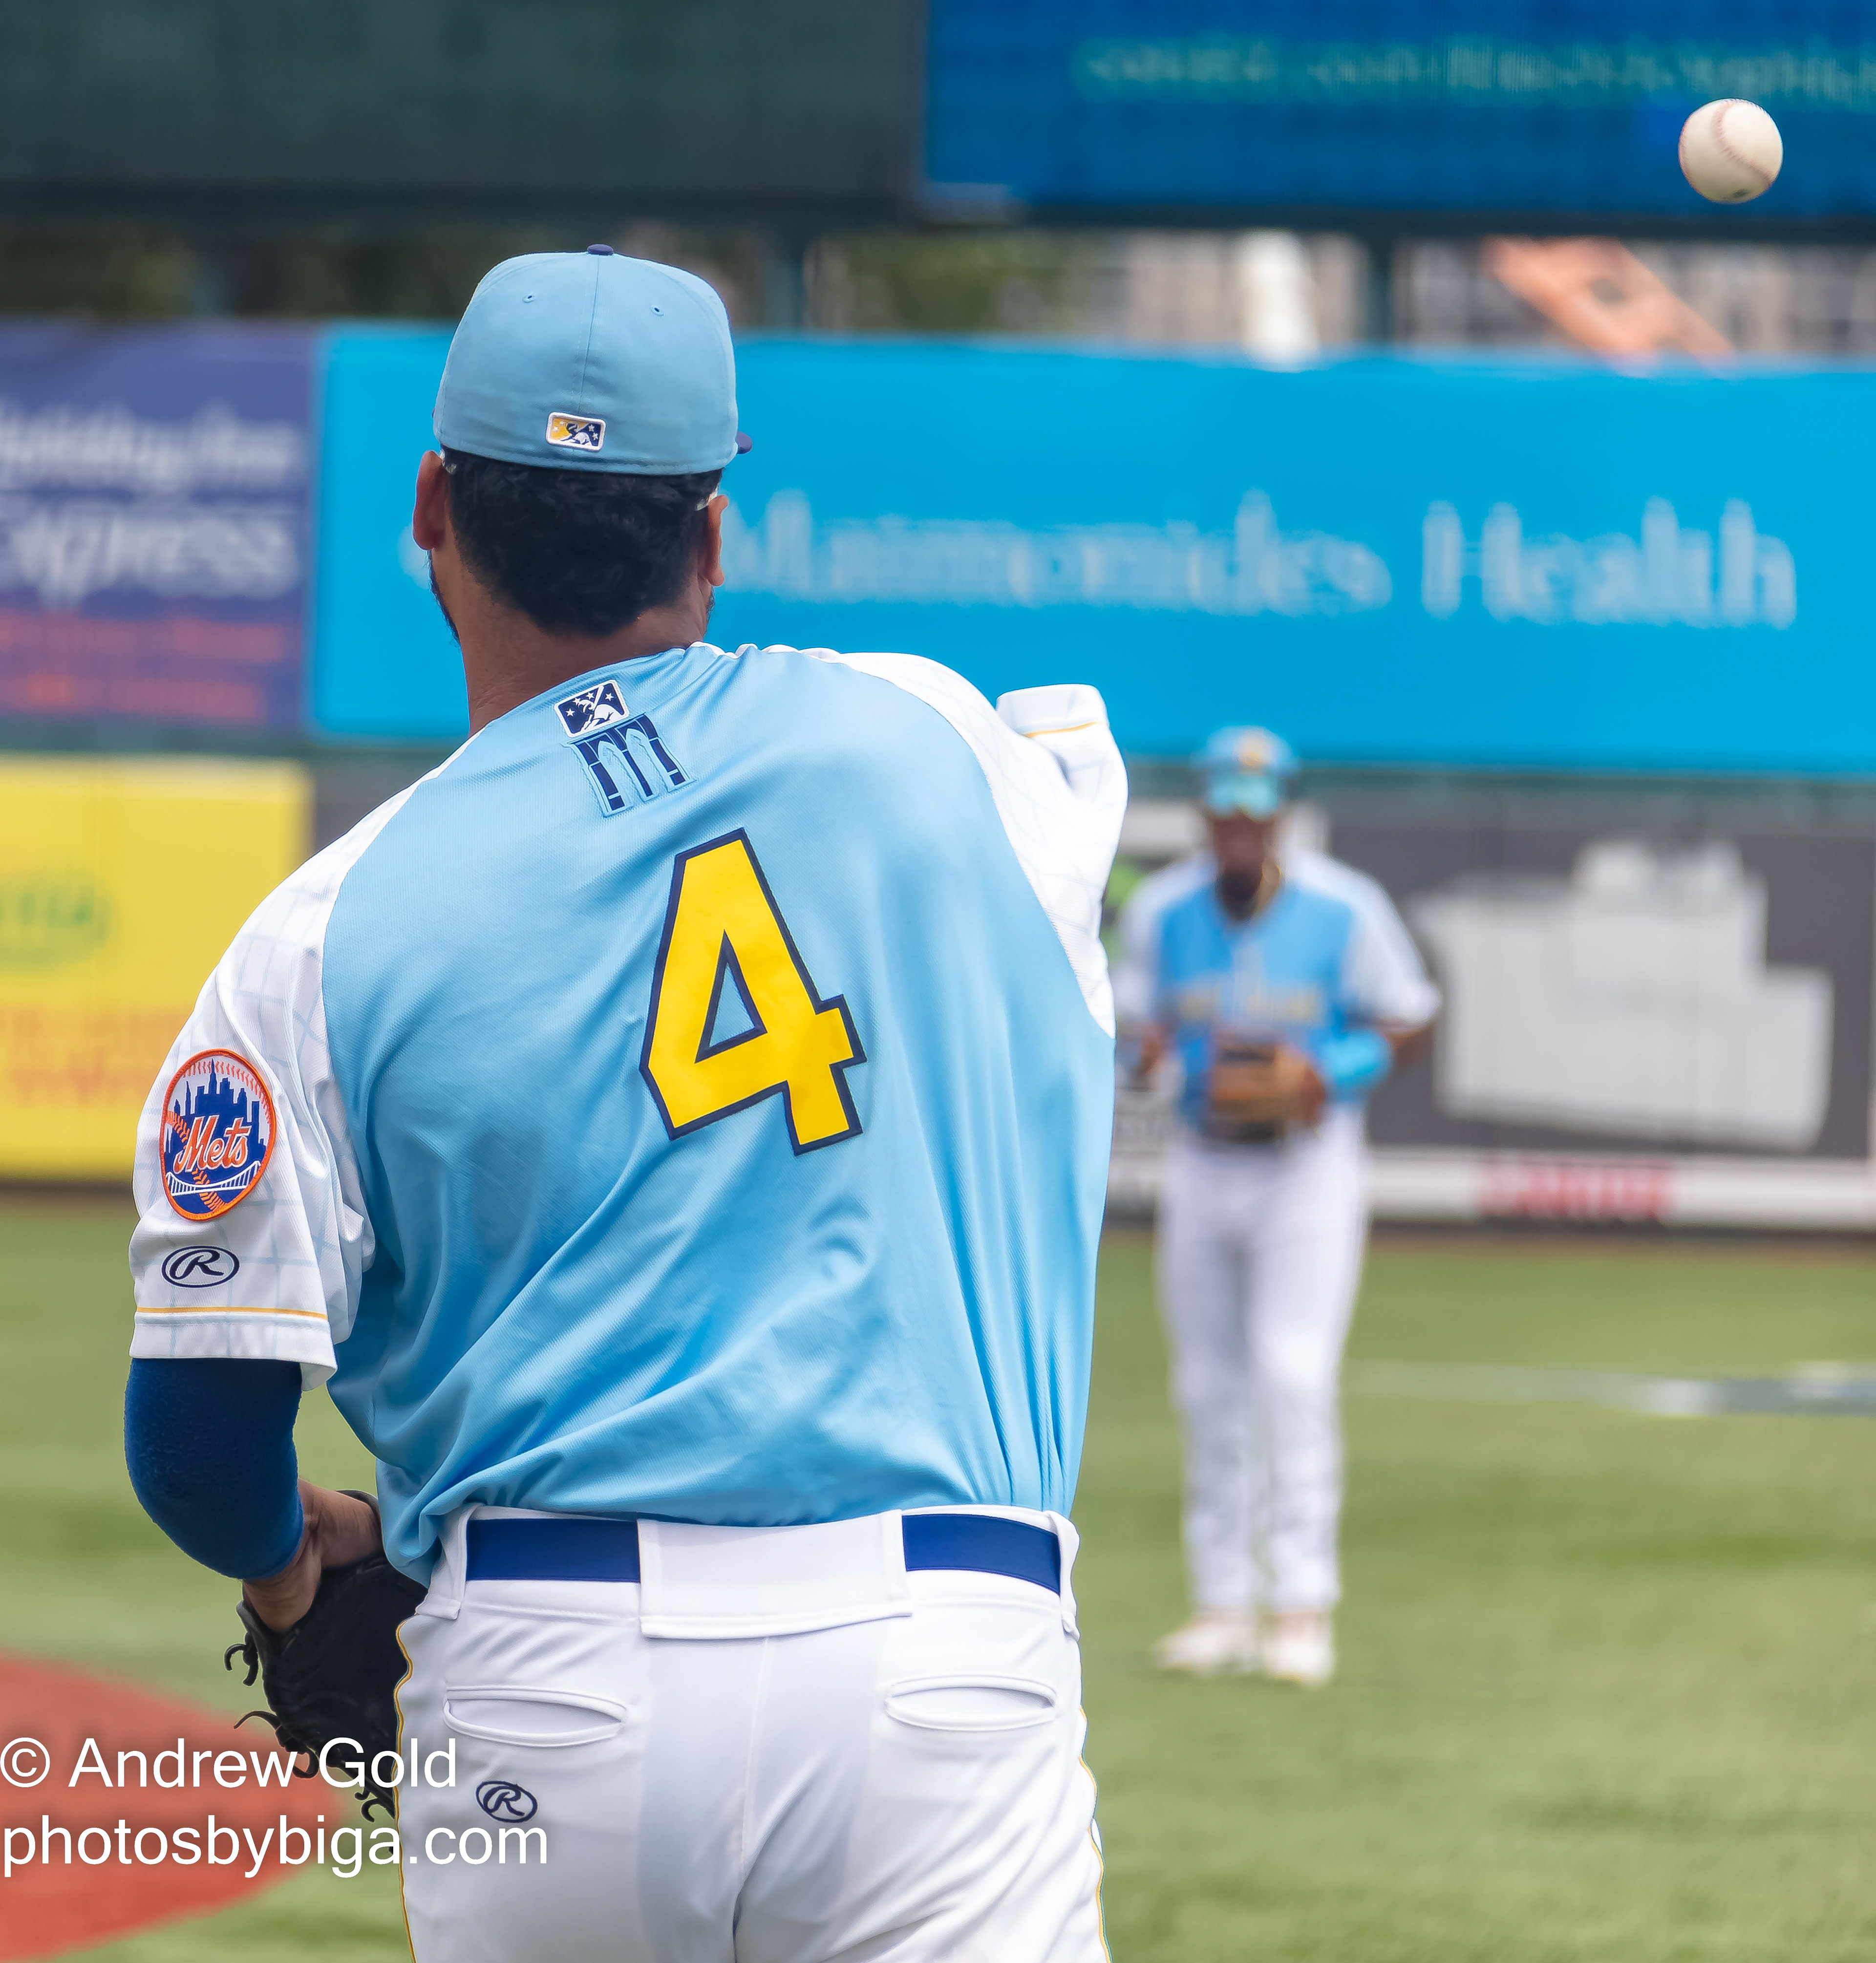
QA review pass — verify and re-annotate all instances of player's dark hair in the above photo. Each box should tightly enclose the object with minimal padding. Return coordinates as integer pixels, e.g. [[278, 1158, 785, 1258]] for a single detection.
[[439, 447, 723, 638]]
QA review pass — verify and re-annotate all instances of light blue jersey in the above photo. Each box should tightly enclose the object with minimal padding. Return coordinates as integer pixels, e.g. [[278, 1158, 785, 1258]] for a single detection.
[[1116, 848, 1439, 1134], [128, 643, 1126, 1579]]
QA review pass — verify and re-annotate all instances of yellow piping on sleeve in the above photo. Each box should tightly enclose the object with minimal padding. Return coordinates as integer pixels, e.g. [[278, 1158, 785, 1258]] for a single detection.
[[134, 1305, 330, 1321]]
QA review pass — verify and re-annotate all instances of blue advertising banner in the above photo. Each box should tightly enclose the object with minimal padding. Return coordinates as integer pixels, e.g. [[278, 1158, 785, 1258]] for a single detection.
[[925, 0, 1876, 220], [0, 325, 314, 734], [723, 342, 1871, 774], [312, 331, 1876, 774], [311, 328, 465, 742]]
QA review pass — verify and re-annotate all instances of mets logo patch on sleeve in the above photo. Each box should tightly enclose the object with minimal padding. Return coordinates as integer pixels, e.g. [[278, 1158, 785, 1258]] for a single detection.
[[546, 411, 605, 452], [161, 1049, 276, 1222], [555, 678, 628, 735]]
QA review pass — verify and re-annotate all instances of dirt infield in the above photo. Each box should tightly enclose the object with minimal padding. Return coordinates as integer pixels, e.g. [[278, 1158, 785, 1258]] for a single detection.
[[0, 1653, 332, 1962]]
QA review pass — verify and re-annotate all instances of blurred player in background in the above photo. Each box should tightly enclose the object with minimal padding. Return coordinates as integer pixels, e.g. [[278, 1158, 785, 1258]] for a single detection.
[[1116, 728, 1438, 1685]]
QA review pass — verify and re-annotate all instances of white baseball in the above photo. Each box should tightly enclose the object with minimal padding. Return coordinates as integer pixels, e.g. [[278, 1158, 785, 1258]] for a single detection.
[[1679, 99, 1782, 203]]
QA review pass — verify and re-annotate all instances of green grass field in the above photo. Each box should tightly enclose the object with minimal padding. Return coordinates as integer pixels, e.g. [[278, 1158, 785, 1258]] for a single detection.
[[4, 1197, 1875, 1961]]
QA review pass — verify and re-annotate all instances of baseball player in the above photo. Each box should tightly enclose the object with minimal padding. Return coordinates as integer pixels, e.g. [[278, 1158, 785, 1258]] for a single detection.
[[1115, 728, 1437, 1686], [122, 246, 1126, 1960]]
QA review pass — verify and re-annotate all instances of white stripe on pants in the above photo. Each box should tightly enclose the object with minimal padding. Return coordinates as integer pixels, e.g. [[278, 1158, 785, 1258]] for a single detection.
[[1156, 1113, 1369, 1612]]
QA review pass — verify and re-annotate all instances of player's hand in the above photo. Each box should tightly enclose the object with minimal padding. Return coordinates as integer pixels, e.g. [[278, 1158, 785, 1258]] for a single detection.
[[1279, 1046, 1328, 1126], [243, 1482, 382, 1634], [1210, 1045, 1326, 1128], [1130, 1024, 1168, 1084]]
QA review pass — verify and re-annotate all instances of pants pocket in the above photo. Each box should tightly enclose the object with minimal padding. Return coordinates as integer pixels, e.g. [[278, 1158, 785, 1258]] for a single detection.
[[883, 1673, 1060, 1733], [442, 1685, 628, 1749]]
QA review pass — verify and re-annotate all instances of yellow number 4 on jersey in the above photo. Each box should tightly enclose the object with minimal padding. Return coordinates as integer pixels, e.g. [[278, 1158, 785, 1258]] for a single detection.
[[641, 831, 865, 1153]]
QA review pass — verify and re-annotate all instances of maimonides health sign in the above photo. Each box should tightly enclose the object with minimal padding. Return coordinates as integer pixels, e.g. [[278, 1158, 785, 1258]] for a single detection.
[[0, 324, 314, 734]]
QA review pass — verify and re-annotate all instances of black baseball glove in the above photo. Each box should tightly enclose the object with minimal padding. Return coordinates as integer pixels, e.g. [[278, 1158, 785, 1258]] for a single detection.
[[224, 1491, 427, 1818]]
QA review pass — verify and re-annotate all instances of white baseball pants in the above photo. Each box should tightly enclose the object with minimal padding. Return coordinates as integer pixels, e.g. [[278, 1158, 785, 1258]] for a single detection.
[[394, 1506, 1106, 1963], [1156, 1115, 1370, 1612]]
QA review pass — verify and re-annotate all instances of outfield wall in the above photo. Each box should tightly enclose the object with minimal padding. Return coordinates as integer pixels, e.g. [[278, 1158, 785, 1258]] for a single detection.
[[4, 324, 1876, 1215], [314, 334, 1876, 775], [0, 325, 1874, 773], [1110, 789, 1876, 1232], [0, 757, 310, 1178]]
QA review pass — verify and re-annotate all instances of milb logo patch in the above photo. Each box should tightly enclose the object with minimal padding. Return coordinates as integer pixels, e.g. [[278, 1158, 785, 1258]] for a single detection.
[[546, 411, 605, 452], [555, 678, 628, 736], [161, 1049, 276, 1223]]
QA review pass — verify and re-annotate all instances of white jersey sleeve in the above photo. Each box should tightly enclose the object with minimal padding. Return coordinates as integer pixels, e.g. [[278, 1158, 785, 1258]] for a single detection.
[[1112, 855, 1213, 1027], [127, 789, 420, 1381], [1289, 848, 1441, 1030], [801, 651, 1129, 1034]]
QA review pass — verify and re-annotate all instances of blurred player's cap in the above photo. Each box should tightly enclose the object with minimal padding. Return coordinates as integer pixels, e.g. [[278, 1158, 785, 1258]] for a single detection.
[[1196, 726, 1297, 818], [433, 244, 750, 475]]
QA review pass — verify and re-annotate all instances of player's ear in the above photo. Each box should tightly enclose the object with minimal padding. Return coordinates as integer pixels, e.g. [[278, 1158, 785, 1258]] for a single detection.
[[412, 450, 451, 553], [700, 492, 727, 592]]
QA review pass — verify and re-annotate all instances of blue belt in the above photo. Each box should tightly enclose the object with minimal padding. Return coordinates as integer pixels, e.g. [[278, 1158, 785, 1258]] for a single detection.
[[465, 1512, 1061, 1596]]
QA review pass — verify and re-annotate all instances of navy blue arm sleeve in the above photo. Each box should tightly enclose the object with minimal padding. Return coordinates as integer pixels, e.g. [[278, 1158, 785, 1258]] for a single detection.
[[125, 1358, 305, 1580]]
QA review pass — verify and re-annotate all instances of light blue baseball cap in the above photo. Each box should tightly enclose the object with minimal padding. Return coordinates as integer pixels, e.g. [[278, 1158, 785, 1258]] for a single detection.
[[1196, 725, 1298, 818], [433, 245, 751, 475]]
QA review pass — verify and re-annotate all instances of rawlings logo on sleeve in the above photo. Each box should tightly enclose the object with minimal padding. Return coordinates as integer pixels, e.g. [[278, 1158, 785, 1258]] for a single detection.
[[160, 1245, 241, 1287], [161, 1049, 276, 1221]]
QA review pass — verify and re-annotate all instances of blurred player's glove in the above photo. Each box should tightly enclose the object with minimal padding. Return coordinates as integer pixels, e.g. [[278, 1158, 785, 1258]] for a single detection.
[[224, 1492, 426, 1819], [1204, 1041, 1325, 1143]]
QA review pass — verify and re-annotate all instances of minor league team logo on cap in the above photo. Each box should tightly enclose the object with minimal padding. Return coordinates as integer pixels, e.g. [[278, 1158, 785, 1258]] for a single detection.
[[545, 411, 605, 452], [161, 1049, 276, 1222], [555, 679, 628, 736]]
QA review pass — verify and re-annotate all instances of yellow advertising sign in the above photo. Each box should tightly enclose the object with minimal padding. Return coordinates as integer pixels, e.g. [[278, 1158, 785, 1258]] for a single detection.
[[0, 755, 310, 1178]]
